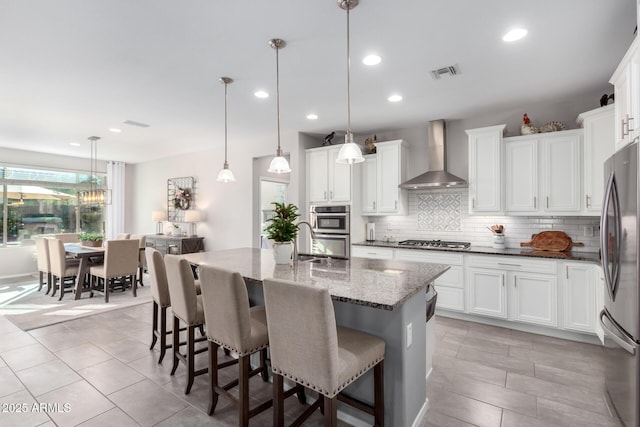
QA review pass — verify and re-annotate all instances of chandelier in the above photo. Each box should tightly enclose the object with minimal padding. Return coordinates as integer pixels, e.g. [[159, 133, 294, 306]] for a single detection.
[[78, 136, 111, 205]]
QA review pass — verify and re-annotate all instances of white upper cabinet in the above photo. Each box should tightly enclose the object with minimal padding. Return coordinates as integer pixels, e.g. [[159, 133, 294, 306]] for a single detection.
[[467, 125, 505, 214], [360, 140, 407, 215], [306, 146, 351, 204], [504, 130, 582, 215], [577, 105, 615, 213], [610, 37, 640, 152]]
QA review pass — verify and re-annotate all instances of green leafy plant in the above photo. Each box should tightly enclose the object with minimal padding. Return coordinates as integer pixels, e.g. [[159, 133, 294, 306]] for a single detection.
[[264, 202, 300, 243], [79, 232, 103, 242]]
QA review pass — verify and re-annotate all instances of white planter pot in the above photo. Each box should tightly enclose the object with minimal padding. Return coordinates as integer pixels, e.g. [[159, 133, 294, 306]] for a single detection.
[[272, 242, 293, 264], [171, 229, 182, 237]]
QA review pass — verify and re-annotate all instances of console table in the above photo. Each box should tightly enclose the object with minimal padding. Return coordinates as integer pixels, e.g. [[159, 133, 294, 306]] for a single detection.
[[145, 235, 204, 255]]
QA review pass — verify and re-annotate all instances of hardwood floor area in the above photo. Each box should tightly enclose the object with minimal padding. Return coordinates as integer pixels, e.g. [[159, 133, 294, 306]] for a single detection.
[[425, 315, 622, 427]]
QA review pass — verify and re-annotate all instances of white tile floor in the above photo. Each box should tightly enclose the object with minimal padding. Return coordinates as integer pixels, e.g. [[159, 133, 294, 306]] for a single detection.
[[0, 298, 624, 426]]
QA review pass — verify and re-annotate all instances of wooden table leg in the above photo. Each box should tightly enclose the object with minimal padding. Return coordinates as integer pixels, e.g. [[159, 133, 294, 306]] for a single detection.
[[74, 257, 90, 300]]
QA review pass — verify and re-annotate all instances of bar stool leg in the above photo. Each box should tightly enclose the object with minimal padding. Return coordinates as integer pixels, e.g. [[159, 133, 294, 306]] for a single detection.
[[158, 306, 168, 364], [150, 301, 159, 350], [260, 348, 268, 382], [208, 341, 219, 415], [323, 396, 338, 427], [273, 373, 284, 427], [185, 325, 195, 394], [239, 355, 250, 427], [374, 361, 384, 427], [171, 316, 180, 375]]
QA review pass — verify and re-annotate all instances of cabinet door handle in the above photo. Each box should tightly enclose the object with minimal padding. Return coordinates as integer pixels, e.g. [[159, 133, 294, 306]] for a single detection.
[[622, 118, 629, 137], [586, 195, 590, 208], [566, 265, 569, 279], [546, 196, 549, 209], [534, 196, 537, 208], [472, 197, 475, 209], [324, 191, 327, 200], [628, 115, 635, 132], [395, 200, 397, 210], [514, 276, 517, 288], [498, 262, 521, 267], [373, 201, 376, 210], [501, 275, 504, 287], [330, 190, 333, 199]]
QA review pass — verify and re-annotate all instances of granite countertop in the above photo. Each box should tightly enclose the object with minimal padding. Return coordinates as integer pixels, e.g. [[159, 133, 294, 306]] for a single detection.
[[352, 240, 601, 264], [180, 248, 449, 311]]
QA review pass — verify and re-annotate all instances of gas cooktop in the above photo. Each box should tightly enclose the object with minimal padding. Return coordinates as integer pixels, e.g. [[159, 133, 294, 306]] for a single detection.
[[398, 240, 471, 249]]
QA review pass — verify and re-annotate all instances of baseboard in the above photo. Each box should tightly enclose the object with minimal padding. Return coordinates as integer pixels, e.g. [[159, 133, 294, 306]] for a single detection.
[[337, 410, 370, 427], [412, 399, 429, 427]]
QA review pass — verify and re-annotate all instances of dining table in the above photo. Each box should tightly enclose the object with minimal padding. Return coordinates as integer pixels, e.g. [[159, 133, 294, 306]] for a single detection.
[[64, 243, 104, 300]]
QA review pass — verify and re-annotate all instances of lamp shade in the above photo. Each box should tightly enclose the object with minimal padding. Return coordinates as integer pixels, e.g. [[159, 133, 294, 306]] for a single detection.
[[268, 155, 291, 173], [183, 210, 202, 223], [336, 142, 364, 164], [152, 210, 167, 222], [216, 167, 236, 182]]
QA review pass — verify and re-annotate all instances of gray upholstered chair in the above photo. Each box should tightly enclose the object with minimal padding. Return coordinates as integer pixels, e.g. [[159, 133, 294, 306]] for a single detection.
[[199, 265, 289, 424], [164, 255, 208, 394], [89, 239, 139, 303], [130, 234, 146, 286], [116, 233, 130, 240], [34, 237, 52, 293], [263, 278, 386, 427], [48, 238, 80, 301]]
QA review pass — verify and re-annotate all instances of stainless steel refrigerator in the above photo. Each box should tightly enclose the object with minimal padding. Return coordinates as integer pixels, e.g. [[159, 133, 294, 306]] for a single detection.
[[600, 140, 639, 427]]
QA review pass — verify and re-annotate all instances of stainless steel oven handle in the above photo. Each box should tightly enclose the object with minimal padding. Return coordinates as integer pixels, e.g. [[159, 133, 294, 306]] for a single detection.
[[599, 310, 637, 355]]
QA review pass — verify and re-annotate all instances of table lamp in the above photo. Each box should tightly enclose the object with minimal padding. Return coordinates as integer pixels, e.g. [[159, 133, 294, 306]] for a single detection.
[[183, 210, 202, 237], [152, 210, 167, 235]]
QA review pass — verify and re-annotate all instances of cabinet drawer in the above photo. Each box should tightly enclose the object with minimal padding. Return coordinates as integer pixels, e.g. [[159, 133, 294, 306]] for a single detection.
[[434, 265, 464, 289], [465, 255, 556, 274], [394, 249, 463, 266], [351, 246, 394, 259], [434, 285, 464, 312]]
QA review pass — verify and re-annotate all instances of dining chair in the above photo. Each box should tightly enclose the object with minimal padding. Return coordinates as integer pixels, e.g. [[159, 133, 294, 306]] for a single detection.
[[89, 239, 139, 303], [116, 233, 130, 240], [263, 278, 386, 427], [199, 265, 300, 425], [164, 255, 208, 394], [53, 233, 80, 243], [34, 237, 52, 294], [130, 234, 146, 286], [48, 238, 80, 301]]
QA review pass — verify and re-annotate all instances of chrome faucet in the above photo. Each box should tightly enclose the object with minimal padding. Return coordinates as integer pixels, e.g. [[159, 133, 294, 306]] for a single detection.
[[294, 220, 316, 261]]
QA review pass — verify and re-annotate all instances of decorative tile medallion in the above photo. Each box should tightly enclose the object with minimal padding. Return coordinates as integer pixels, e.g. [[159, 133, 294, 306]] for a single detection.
[[417, 194, 461, 231]]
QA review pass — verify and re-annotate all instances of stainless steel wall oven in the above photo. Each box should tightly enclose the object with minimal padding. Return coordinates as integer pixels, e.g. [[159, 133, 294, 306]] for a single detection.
[[309, 205, 350, 258]]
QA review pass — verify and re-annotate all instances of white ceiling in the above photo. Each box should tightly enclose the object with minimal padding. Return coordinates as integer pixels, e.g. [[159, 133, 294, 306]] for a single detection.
[[0, 1, 635, 164]]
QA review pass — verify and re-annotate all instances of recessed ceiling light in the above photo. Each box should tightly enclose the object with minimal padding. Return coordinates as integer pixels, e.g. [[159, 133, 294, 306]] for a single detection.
[[388, 94, 403, 102], [69, 142, 81, 146], [363, 55, 381, 66], [254, 91, 269, 98], [502, 28, 527, 42], [109, 128, 122, 133], [306, 114, 318, 120]]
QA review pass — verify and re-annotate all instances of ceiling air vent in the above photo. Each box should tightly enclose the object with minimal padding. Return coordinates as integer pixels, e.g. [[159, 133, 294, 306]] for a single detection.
[[122, 120, 150, 128], [430, 65, 458, 80]]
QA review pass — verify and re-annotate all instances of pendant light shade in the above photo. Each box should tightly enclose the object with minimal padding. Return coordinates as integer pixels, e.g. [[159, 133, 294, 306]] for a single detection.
[[267, 38, 291, 174], [216, 77, 236, 182], [78, 136, 112, 205], [335, 0, 364, 164]]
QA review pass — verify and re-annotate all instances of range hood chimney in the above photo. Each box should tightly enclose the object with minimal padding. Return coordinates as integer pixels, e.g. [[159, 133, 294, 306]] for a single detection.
[[399, 120, 467, 189]]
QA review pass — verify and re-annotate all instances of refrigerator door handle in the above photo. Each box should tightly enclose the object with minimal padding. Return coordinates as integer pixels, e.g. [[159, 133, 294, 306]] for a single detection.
[[600, 309, 637, 355], [600, 172, 622, 300]]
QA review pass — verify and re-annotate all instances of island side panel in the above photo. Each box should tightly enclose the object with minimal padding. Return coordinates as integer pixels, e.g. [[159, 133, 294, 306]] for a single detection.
[[333, 288, 427, 427]]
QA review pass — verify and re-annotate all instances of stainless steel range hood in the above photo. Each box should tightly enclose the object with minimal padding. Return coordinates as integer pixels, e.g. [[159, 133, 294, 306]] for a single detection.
[[399, 119, 467, 189]]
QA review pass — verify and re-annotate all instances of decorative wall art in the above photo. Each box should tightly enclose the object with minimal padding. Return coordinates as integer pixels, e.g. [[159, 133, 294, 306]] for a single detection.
[[167, 176, 195, 222]]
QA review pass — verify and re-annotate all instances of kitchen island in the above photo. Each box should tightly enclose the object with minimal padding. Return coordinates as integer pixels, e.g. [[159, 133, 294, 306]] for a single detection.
[[180, 248, 449, 427]]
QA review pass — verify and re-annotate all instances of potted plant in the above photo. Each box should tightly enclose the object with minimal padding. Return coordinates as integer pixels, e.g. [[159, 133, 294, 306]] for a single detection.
[[79, 232, 103, 247], [264, 202, 300, 264], [171, 223, 182, 237]]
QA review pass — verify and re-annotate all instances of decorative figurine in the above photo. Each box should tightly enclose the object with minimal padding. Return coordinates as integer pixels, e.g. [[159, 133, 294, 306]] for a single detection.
[[600, 93, 614, 107], [520, 113, 539, 135], [364, 134, 377, 154], [323, 131, 335, 146]]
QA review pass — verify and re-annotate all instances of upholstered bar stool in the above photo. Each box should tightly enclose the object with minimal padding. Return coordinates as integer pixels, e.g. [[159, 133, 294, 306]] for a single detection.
[[164, 255, 208, 394], [199, 265, 285, 425], [263, 278, 385, 427], [89, 239, 139, 303], [130, 234, 146, 286], [34, 237, 52, 293], [48, 238, 80, 301]]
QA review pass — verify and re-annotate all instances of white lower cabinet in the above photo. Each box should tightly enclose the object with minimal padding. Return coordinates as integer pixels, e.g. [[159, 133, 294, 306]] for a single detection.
[[395, 249, 465, 312], [467, 267, 507, 318], [465, 255, 557, 327], [562, 262, 597, 333], [350, 246, 394, 260]]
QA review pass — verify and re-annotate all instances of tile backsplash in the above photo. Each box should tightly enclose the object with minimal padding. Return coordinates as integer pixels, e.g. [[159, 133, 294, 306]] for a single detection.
[[367, 188, 600, 252]]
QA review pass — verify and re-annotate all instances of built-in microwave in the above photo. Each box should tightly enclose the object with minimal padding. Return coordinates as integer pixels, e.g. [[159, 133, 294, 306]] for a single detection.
[[310, 205, 350, 234]]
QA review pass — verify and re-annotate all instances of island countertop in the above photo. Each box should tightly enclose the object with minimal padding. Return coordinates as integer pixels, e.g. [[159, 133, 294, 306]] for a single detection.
[[180, 247, 449, 311]]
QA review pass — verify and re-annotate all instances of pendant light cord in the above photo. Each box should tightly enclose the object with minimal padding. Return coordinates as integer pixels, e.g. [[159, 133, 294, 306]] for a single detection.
[[224, 80, 228, 164], [276, 45, 281, 154], [346, 6, 351, 136]]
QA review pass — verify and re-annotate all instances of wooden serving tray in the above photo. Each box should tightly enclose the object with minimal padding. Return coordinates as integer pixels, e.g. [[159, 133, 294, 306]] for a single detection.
[[520, 231, 584, 252]]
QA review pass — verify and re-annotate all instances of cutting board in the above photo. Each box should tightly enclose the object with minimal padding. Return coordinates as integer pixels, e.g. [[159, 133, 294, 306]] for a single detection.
[[520, 231, 584, 252]]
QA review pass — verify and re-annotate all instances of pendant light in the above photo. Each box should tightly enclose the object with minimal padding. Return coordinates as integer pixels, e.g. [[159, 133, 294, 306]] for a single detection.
[[216, 77, 236, 182], [78, 136, 111, 205], [336, 0, 364, 164], [267, 38, 291, 174]]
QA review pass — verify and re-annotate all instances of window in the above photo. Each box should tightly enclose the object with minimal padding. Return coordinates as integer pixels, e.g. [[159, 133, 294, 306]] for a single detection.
[[0, 166, 106, 246]]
